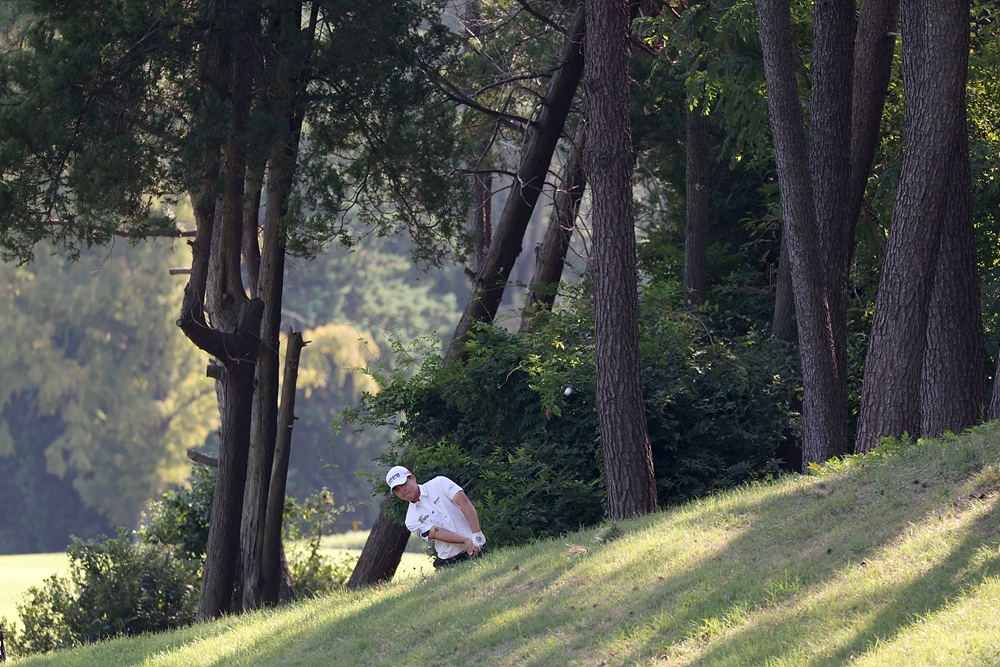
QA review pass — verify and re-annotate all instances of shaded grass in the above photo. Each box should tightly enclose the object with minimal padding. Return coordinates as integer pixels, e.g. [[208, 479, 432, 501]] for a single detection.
[[8, 424, 1000, 666]]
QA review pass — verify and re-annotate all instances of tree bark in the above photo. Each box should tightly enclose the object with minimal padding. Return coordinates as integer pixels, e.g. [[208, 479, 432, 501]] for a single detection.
[[847, 0, 901, 230], [447, 4, 586, 360], [585, 0, 657, 519], [345, 495, 413, 589], [262, 329, 306, 605], [855, 0, 970, 453], [241, 0, 317, 611], [347, 5, 588, 588], [920, 123, 983, 437], [683, 101, 709, 307], [771, 224, 797, 342], [758, 0, 848, 464], [520, 121, 586, 331]]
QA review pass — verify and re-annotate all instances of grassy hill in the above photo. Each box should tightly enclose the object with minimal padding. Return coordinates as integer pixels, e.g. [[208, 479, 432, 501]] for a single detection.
[[7, 425, 1000, 666]]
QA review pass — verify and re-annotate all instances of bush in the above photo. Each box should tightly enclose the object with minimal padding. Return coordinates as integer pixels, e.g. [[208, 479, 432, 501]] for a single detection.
[[283, 488, 357, 597], [354, 281, 800, 543], [14, 464, 354, 655], [16, 529, 198, 653]]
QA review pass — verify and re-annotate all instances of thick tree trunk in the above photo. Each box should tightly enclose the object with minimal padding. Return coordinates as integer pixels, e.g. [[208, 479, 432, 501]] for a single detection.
[[921, 131, 983, 437], [683, 101, 709, 307], [520, 121, 586, 331], [758, 0, 847, 464], [855, 0, 970, 453], [447, 4, 586, 360], [585, 0, 657, 519], [262, 330, 306, 605], [347, 6, 588, 588], [809, 0, 854, 457]]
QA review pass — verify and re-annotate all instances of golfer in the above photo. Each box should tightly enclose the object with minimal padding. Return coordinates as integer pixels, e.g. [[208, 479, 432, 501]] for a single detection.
[[386, 465, 487, 568]]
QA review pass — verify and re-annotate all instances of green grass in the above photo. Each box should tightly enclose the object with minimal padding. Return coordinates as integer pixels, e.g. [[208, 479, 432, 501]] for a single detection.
[[7, 424, 1000, 666], [0, 553, 69, 627], [0, 533, 429, 628]]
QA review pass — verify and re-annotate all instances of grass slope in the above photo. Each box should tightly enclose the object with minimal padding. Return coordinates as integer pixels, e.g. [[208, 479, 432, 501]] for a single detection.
[[8, 425, 1000, 667]]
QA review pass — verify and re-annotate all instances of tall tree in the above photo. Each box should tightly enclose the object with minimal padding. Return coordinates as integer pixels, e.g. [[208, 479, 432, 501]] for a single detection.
[[855, 0, 971, 452], [0, 0, 467, 615], [348, 2, 588, 587], [585, 0, 657, 518], [757, 0, 849, 464]]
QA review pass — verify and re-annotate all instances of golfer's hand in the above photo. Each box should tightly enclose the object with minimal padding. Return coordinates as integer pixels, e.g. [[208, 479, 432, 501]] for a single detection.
[[464, 538, 479, 556]]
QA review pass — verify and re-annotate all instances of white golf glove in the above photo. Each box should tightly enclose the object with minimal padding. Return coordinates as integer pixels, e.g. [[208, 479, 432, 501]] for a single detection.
[[472, 531, 487, 548]]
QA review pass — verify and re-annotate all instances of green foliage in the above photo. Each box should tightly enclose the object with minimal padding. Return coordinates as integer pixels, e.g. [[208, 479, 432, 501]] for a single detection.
[[138, 464, 215, 562], [15, 529, 199, 654], [352, 281, 799, 542], [0, 242, 218, 546], [282, 489, 357, 597], [0, 0, 470, 267]]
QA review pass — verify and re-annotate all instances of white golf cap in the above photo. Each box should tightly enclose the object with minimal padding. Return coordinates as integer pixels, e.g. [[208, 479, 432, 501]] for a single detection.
[[385, 465, 411, 489]]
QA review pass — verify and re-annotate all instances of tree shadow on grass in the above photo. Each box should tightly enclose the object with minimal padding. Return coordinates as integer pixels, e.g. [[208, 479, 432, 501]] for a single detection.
[[24, 436, 1000, 667]]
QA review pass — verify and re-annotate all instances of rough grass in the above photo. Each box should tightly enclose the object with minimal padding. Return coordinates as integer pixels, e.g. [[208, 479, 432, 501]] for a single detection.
[[8, 424, 1000, 666]]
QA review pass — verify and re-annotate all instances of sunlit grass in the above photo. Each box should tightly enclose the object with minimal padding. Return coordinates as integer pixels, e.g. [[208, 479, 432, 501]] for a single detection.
[[8, 424, 1000, 666], [0, 552, 69, 626]]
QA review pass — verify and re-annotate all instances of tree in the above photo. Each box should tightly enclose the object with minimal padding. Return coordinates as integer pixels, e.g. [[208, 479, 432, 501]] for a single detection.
[[0, 0, 466, 617], [757, 0, 849, 464], [855, 0, 973, 452], [0, 242, 218, 550], [585, 0, 658, 519], [348, 1, 587, 587]]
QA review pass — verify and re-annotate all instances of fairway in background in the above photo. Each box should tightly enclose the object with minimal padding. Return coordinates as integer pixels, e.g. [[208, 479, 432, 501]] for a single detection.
[[0, 532, 431, 628], [0, 552, 69, 626]]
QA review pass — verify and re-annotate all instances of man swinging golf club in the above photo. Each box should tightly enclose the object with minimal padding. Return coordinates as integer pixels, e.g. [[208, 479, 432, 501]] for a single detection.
[[386, 465, 487, 568]]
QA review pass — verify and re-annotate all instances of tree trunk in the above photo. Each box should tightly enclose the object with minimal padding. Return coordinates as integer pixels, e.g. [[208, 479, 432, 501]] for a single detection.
[[758, 0, 848, 464], [345, 495, 413, 588], [447, 4, 586, 360], [262, 330, 306, 605], [189, 0, 263, 621], [585, 0, 657, 519], [809, 0, 854, 456], [520, 121, 586, 331], [771, 224, 797, 342], [346, 5, 588, 588], [240, 1, 317, 610], [855, 0, 970, 453], [920, 127, 983, 437], [847, 0, 900, 230], [683, 101, 709, 307]]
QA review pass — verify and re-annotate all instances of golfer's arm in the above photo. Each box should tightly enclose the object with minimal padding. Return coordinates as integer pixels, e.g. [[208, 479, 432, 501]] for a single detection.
[[453, 491, 482, 533], [426, 526, 470, 545]]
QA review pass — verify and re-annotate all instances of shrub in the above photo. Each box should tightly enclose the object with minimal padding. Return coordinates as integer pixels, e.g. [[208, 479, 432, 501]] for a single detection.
[[283, 488, 357, 597], [14, 465, 353, 655], [16, 529, 198, 653], [354, 281, 799, 542]]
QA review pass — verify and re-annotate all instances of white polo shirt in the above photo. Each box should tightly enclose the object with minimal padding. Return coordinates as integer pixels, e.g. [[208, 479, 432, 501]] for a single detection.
[[404, 476, 473, 560]]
